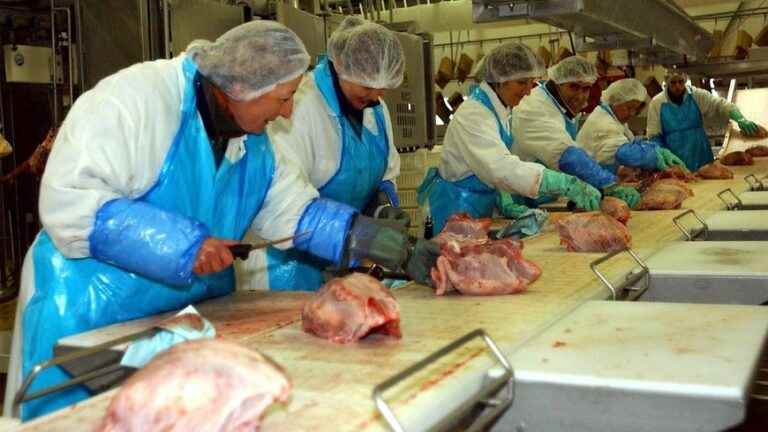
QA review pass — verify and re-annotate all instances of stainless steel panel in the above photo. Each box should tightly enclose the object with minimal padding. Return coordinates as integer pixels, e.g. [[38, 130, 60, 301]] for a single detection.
[[705, 210, 768, 241], [165, 0, 244, 58], [276, 2, 328, 63], [739, 191, 768, 210], [2, 45, 51, 84], [640, 242, 768, 304], [381, 32, 434, 150]]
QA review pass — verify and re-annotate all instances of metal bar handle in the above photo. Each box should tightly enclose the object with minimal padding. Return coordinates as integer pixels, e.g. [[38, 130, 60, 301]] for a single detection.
[[590, 247, 649, 301], [672, 209, 708, 241], [744, 174, 765, 191], [373, 329, 513, 432], [13, 327, 158, 417], [717, 188, 743, 210]]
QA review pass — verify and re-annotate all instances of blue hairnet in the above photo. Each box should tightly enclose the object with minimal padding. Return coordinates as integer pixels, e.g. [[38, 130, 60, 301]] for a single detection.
[[548, 56, 598, 85], [328, 17, 405, 89], [601, 79, 648, 105], [483, 42, 544, 83], [187, 21, 310, 101]]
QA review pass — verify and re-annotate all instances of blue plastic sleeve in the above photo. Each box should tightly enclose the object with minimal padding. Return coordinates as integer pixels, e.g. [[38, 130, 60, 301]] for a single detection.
[[89, 198, 209, 286], [615, 139, 659, 170], [294, 198, 358, 265], [558, 146, 618, 189], [379, 180, 400, 207]]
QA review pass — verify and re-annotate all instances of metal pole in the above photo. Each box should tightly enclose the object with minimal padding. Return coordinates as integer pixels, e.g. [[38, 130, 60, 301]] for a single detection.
[[50, 0, 58, 126]]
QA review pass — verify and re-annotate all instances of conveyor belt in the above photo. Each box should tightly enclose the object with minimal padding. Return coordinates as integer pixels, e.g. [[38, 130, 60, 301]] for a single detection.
[[18, 160, 768, 432]]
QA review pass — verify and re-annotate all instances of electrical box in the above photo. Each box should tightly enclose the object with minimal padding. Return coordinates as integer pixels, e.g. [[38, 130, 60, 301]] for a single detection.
[[3, 45, 52, 84]]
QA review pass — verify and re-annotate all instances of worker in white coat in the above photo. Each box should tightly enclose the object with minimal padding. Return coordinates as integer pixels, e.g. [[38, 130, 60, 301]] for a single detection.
[[238, 17, 423, 292], [512, 56, 641, 208], [577, 78, 686, 173], [6, 21, 436, 421], [417, 43, 602, 233], [647, 70, 761, 171]]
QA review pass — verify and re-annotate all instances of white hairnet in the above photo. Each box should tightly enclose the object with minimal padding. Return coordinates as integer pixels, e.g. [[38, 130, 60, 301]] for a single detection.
[[328, 17, 404, 89], [548, 56, 598, 85], [187, 21, 310, 102], [601, 78, 648, 105], [664, 69, 688, 84], [482, 42, 544, 83]]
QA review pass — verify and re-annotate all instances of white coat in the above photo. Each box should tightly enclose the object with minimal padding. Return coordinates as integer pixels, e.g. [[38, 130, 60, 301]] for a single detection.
[[4, 55, 319, 415], [439, 82, 543, 197], [576, 105, 635, 165]]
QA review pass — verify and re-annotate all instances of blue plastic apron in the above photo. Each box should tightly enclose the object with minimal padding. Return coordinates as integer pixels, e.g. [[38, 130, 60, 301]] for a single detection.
[[21, 57, 275, 419], [417, 85, 513, 233], [660, 91, 713, 172], [266, 56, 389, 291]]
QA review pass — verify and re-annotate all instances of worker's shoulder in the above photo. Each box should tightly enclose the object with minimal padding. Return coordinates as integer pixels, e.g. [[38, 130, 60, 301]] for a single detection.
[[292, 73, 327, 113], [450, 98, 496, 127], [514, 86, 556, 116], [649, 91, 668, 106], [90, 57, 185, 110]]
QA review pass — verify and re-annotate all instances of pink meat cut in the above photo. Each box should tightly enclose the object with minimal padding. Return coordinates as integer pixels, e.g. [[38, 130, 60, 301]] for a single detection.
[[98, 339, 290, 432], [557, 212, 632, 253], [636, 178, 693, 210], [431, 238, 542, 296], [302, 273, 401, 343], [600, 197, 630, 224], [434, 213, 492, 247]]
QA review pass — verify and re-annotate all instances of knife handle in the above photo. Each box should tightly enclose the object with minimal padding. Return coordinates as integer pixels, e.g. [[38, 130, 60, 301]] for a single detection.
[[228, 244, 252, 260]]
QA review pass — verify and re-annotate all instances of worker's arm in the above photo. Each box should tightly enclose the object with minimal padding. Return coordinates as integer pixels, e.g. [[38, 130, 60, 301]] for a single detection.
[[646, 95, 664, 138], [690, 87, 736, 119], [40, 81, 209, 286], [453, 101, 544, 198], [577, 110, 636, 166]]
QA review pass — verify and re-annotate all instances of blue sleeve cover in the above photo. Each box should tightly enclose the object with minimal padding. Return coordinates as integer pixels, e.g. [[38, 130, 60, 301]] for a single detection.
[[378, 180, 400, 207], [558, 146, 618, 189], [615, 139, 659, 170], [89, 198, 209, 286], [294, 198, 358, 265]]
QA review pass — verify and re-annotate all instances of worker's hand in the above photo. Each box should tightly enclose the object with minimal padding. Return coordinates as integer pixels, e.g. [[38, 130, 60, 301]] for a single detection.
[[405, 239, 441, 286], [737, 119, 760, 136], [193, 237, 238, 275], [604, 184, 641, 209], [540, 169, 601, 211], [497, 192, 532, 219], [655, 147, 687, 171], [375, 205, 411, 228]]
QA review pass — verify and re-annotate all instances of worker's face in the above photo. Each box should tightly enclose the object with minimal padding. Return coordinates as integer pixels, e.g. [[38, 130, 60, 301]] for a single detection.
[[339, 79, 387, 111], [497, 78, 537, 108], [557, 81, 592, 114], [612, 100, 646, 123], [666, 76, 687, 100], [225, 75, 304, 133]]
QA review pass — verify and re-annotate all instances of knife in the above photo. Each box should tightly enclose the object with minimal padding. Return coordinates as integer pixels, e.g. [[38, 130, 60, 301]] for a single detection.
[[228, 232, 310, 260]]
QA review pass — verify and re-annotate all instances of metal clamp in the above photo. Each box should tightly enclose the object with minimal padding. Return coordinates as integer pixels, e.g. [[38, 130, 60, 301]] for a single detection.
[[745, 174, 766, 191], [672, 209, 709, 241], [373, 329, 513, 432], [13, 327, 158, 417], [590, 247, 649, 301], [717, 188, 743, 211]]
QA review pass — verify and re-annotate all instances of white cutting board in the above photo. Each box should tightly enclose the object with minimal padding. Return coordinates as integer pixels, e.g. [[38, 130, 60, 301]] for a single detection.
[[645, 241, 768, 276]]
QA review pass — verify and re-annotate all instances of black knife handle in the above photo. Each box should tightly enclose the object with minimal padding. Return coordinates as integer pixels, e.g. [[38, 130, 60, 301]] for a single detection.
[[228, 244, 253, 260]]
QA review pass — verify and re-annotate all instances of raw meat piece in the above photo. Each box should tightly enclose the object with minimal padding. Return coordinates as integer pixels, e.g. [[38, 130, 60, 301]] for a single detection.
[[658, 166, 696, 182], [617, 166, 642, 183], [434, 213, 492, 247], [697, 162, 733, 179], [720, 151, 754, 166], [636, 179, 693, 210], [557, 213, 632, 253], [431, 238, 541, 296], [746, 145, 768, 157], [98, 339, 290, 432], [601, 197, 630, 224], [302, 273, 400, 343]]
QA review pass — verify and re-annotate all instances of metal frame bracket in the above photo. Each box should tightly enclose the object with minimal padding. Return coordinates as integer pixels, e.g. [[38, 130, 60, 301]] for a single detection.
[[590, 247, 650, 301], [373, 329, 514, 432], [717, 188, 743, 210], [672, 209, 709, 241], [744, 174, 766, 191]]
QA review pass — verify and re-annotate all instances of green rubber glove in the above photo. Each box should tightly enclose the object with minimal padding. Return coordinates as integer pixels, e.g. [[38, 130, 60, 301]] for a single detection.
[[730, 109, 759, 136], [655, 147, 687, 171], [604, 184, 641, 209], [539, 169, 601, 211], [496, 192, 532, 219]]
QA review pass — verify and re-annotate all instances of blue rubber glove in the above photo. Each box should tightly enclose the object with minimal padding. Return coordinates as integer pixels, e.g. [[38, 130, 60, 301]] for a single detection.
[[539, 169, 602, 211], [604, 184, 641, 209], [655, 147, 687, 171], [615, 139, 658, 170], [730, 109, 760, 136], [558, 146, 618, 189]]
